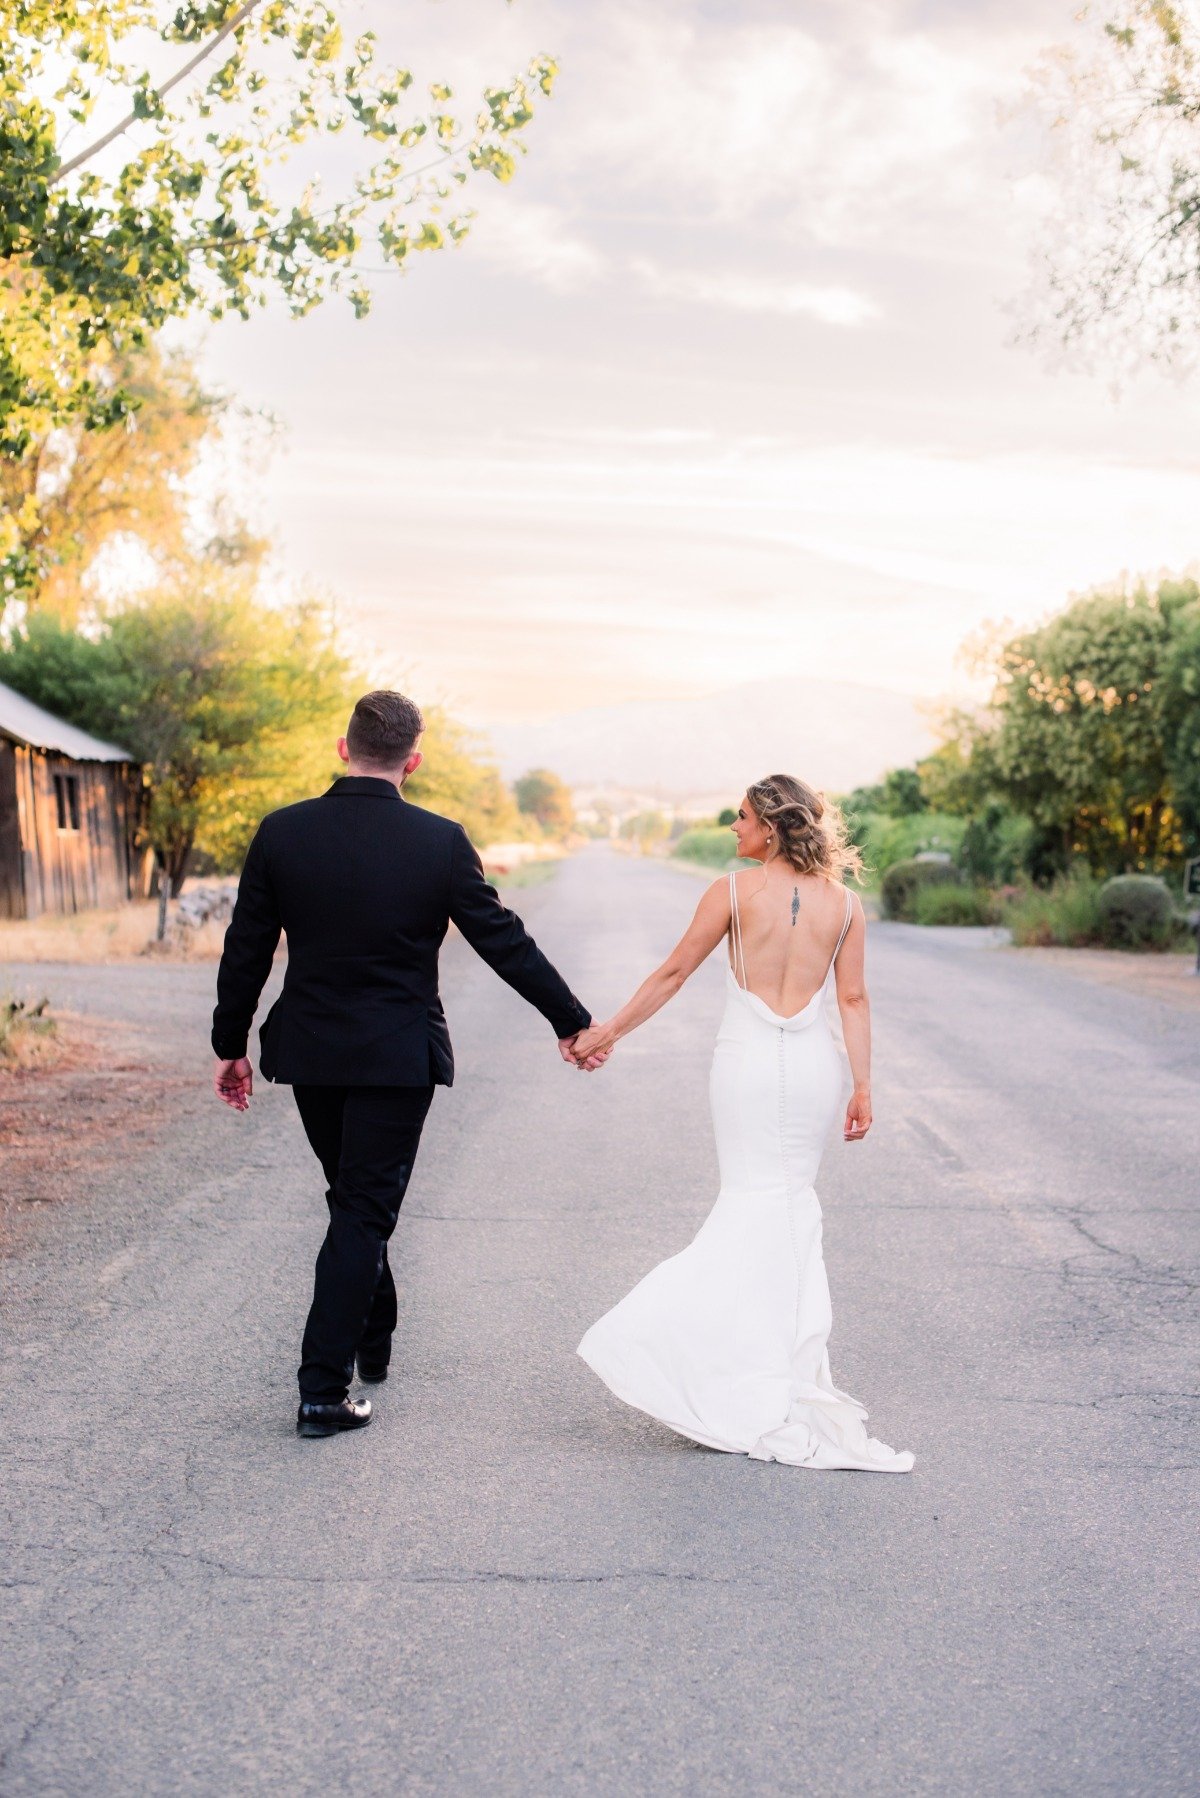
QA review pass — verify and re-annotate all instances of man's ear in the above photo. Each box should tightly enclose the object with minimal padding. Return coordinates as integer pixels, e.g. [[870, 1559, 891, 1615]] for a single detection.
[[336, 736, 350, 766], [404, 749, 423, 777]]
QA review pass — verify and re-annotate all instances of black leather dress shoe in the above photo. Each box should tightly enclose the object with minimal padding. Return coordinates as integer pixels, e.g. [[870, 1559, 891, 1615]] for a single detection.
[[296, 1396, 373, 1438], [356, 1357, 389, 1384]]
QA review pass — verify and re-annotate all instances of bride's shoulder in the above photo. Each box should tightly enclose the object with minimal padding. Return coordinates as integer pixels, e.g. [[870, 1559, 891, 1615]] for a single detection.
[[695, 873, 735, 918]]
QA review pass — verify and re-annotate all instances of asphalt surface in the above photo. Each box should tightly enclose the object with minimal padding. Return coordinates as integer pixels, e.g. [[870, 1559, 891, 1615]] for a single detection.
[[1, 844, 1197, 1796]]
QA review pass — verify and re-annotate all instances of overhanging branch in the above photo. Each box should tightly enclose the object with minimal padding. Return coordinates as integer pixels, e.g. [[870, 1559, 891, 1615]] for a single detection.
[[50, 0, 265, 185]]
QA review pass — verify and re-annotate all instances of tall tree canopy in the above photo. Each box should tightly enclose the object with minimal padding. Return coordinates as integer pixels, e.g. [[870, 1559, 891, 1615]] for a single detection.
[[0, 581, 535, 879], [0, 1, 558, 442], [406, 711, 523, 847], [0, 578, 354, 887], [0, 342, 240, 615], [967, 576, 1200, 874], [514, 767, 575, 836], [1021, 2, 1200, 373]]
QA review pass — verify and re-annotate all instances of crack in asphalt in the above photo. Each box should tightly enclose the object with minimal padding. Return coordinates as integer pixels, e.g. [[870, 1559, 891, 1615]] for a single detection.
[[0, 1593, 108, 1780], [143, 1549, 755, 1589]]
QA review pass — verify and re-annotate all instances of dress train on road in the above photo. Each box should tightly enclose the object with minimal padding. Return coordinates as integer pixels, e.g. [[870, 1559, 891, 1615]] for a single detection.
[[578, 880, 914, 1474]]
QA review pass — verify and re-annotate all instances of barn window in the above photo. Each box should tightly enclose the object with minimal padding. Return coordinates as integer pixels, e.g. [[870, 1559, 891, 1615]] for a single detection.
[[53, 773, 81, 832]]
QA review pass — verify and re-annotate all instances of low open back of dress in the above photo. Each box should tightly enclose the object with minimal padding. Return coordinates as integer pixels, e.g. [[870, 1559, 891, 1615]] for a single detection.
[[728, 871, 854, 1021]]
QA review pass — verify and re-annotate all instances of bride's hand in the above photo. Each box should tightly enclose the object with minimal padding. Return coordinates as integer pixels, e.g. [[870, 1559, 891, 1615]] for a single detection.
[[843, 1089, 872, 1141], [571, 1024, 615, 1068]]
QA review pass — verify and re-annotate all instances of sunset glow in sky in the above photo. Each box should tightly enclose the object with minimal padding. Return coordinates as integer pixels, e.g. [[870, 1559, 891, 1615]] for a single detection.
[[201, 0, 1200, 728]]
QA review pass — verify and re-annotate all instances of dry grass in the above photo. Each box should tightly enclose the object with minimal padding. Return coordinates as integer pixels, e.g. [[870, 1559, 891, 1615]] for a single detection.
[[0, 849, 572, 969], [0, 995, 60, 1070], [487, 858, 561, 891], [0, 899, 228, 964]]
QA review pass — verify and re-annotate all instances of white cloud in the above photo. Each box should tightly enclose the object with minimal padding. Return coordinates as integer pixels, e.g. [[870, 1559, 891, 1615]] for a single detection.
[[630, 259, 880, 325], [468, 197, 602, 293], [199, 1, 1200, 730], [555, 3, 1036, 254]]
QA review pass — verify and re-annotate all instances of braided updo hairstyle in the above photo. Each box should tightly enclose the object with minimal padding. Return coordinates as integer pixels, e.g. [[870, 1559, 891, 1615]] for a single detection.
[[744, 774, 863, 883]]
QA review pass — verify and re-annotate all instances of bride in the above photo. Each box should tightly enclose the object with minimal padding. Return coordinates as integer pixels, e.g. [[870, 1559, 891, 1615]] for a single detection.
[[572, 774, 914, 1474]]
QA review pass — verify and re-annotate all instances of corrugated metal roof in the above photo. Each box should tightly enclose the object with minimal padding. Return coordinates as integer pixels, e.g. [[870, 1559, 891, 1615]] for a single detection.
[[0, 679, 134, 763]]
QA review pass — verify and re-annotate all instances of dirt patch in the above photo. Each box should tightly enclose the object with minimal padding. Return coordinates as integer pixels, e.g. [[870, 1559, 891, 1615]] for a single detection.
[[1011, 943, 1200, 1011], [0, 1011, 186, 1230]]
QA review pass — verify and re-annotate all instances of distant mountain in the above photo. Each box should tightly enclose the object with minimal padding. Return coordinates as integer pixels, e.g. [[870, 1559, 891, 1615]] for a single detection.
[[484, 677, 939, 802]]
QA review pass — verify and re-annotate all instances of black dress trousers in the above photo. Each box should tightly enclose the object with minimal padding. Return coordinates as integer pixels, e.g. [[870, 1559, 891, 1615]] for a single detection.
[[292, 1083, 435, 1403]]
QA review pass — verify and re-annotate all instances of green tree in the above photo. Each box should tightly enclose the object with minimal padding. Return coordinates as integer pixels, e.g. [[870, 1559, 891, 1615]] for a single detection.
[[1020, 2, 1200, 372], [958, 803, 1035, 886], [621, 810, 670, 850], [879, 766, 926, 817], [514, 767, 575, 836], [1160, 590, 1200, 850], [840, 781, 885, 819], [406, 710, 522, 847], [0, 342, 241, 615], [716, 806, 737, 827], [0, 574, 355, 890], [916, 719, 996, 818], [0, 1, 558, 445], [979, 576, 1198, 874]]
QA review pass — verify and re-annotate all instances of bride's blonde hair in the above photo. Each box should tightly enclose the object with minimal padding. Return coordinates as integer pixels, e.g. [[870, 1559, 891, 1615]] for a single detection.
[[744, 774, 863, 883]]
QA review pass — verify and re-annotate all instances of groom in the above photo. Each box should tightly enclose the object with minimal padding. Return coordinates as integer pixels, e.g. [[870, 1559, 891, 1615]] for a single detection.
[[211, 689, 602, 1438]]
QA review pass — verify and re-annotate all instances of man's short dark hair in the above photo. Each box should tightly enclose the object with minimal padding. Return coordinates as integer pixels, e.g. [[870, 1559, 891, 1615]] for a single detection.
[[345, 690, 425, 768]]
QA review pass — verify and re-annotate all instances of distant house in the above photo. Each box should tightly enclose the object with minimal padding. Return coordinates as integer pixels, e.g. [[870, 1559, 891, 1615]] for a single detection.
[[0, 680, 145, 919]]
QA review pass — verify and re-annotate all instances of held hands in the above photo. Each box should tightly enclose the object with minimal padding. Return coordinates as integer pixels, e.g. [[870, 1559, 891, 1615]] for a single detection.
[[214, 1055, 253, 1111], [843, 1087, 872, 1142], [559, 1026, 615, 1072]]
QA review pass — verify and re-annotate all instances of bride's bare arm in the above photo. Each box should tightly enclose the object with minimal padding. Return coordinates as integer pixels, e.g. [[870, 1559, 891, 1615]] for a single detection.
[[833, 896, 872, 1140], [572, 880, 732, 1059]]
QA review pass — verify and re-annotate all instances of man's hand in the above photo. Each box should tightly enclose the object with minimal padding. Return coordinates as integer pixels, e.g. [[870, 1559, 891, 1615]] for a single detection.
[[568, 1024, 615, 1069], [214, 1056, 253, 1111], [559, 1033, 611, 1072]]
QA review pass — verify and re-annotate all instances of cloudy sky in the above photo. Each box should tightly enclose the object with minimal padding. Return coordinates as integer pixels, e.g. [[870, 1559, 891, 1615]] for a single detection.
[[201, 0, 1200, 728]]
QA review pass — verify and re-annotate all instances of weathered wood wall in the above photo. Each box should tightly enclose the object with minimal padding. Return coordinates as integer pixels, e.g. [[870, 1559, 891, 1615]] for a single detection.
[[0, 740, 139, 919], [0, 740, 22, 919]]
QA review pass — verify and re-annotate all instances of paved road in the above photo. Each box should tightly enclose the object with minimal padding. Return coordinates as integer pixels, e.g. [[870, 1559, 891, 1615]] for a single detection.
[[2, 846, 1197, 1796]]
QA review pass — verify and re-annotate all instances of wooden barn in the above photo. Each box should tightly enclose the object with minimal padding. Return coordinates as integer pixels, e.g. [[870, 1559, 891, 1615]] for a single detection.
[[0, 680, 144, 920]]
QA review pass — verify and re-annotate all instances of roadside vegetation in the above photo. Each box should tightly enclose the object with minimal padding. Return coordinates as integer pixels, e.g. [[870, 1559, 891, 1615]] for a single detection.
[[841, 577, 1199, 951], [667, 580, 1199, 954], [0, 996, 57, 1069], [0, 343, 572, 894], [671, 827, 737, 870], [0, 3, 574, 967]]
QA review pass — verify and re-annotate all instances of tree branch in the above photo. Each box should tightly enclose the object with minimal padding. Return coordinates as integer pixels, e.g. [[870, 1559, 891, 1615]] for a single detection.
[[50, 0, 266, 184]]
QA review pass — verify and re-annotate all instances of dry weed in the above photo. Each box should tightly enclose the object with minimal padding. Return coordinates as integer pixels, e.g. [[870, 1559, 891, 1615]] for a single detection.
[[0, 899, 228, 964], [0, 996, 60, 1070]]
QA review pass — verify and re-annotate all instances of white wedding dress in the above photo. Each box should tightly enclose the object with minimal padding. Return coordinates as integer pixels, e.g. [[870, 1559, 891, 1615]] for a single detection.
[[578, 873, 914, 1473]]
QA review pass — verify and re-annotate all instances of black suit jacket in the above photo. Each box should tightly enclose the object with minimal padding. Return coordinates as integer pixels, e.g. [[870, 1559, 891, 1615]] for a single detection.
[[211, 777, 591, 1086]]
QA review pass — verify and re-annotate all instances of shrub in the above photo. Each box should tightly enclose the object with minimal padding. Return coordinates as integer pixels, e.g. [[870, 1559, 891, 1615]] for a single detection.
[[0, 996, 56, 1068], [880, 857, 962, 921], [620, 810, 671, 851], [672, 828, 738, 869], [1095, 875, 1176, 948], [1003, 873, 1103, 947], [959, 804, 1036, 885], [851, 811, 967, 881], [912, 884, 996, 926]]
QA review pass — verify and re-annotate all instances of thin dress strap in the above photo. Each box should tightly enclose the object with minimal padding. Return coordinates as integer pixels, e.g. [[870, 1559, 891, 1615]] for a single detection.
[[729, 870, 747, 990], [827, 887, 854, 977]]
